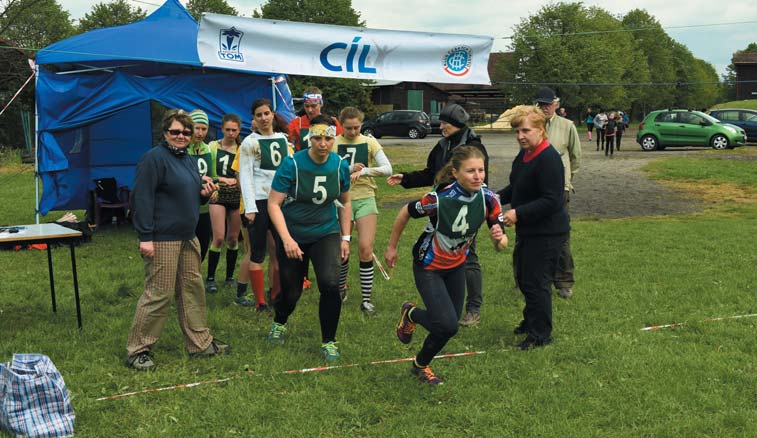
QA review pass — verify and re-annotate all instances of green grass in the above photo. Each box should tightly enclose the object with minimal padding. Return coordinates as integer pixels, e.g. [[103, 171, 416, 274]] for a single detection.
[[710, 99, 757, 110], [1, 155, 756, 436]]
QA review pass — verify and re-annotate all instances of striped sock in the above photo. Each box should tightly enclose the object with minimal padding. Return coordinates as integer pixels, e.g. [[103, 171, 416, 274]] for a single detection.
[[359, 260, 373, 303], [338, 258, 350, 290]]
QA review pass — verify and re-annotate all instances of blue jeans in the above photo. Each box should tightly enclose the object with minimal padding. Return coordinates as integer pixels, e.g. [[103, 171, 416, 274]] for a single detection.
[[411, 263, 466, 366]]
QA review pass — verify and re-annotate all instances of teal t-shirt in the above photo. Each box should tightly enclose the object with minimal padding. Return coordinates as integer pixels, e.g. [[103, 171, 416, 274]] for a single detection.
[[271, 149, 351, 243]]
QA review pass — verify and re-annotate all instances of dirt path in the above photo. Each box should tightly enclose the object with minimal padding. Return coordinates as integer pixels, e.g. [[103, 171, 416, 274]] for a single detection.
[[380, 128, 751, 219]]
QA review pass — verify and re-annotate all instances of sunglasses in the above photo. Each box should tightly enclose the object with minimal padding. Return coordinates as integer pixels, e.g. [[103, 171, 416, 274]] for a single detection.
[[167, 129, 192, 137]]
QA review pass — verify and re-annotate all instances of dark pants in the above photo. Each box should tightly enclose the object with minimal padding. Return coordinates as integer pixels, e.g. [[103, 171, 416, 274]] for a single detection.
[[596, 128, 605, 150], [411, 263, 466, 366], [554, 191, 575, 289], [513, 233, 567, 341], [273, 234, 341, 343], [464, 240, 483, 313], [247, 200, 279, 264], [195, 212, 211, 262], [616, 133, 623, 151], [605, 135, 615, 156]]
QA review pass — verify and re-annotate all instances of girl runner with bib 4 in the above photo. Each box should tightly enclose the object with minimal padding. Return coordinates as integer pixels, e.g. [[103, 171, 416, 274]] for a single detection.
[[384, 146, 506, 385], [267, 114, 352, 362]]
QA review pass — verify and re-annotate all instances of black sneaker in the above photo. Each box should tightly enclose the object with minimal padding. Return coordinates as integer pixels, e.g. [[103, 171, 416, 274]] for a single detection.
[[206, 279, 218, 294], [513, 320, 527, 335], [191, 339, 231, 358], [517, 335, 552, 351], [126, 351, 155, 371]]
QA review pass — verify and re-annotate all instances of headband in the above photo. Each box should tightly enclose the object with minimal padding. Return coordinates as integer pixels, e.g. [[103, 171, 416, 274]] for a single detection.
[[309, 124, 336, 138], [303, 93, 323, 105]]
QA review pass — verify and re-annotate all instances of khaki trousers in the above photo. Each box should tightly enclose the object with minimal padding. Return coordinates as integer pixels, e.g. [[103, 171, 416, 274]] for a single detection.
[[127, 238, 213, 356]]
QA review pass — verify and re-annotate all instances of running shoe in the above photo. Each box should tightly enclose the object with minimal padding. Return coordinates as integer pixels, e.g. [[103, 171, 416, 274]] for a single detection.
[[321, 341, 340, 362], [125, 350, 155, 371], [360, 301, 377, 316], [339, 284, 349, 303], [233, 295, 256, 307], [396, 301, 416, 344], [267, 322, 286, 345], [190, 339, 231, 358], [302, 277, 312, 290], [205, 279, 218, 294], [410, 365, 443, 385]]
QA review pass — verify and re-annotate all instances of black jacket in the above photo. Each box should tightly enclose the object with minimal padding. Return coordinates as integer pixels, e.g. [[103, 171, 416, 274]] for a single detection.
[[400, 127, 489, 188]]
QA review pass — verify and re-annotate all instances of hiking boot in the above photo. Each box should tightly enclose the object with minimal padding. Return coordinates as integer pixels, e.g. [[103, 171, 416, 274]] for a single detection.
[[267, 322, 286, 345], [360, 301, 377, 316], [558, 287, 573, 299], [233, 295, 256, 307], [205, 279, 218, 294], [459, 311, 480, 327], [191, 339, 231, 358], [126, 351, 155, 371], [517, 335, 552, 351], [396, 302, 417, 344], [513, 320, 527, 335], [339, 284, 348, 303], [321, 341, 340, 362], [410, 365, 443, 385]]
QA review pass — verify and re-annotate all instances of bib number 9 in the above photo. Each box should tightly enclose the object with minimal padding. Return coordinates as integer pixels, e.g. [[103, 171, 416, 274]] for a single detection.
[[197, 158, 208, 176]]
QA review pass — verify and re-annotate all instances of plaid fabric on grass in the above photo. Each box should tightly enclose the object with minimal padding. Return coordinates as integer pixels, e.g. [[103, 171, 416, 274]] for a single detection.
[[0, 354, 75, 436]]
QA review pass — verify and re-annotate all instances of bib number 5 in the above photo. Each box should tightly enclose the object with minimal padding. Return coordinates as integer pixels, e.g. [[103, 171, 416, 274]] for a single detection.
[[312, 175, 328, 205]]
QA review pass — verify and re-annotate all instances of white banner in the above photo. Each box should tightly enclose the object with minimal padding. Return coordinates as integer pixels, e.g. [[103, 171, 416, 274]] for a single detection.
[[197, 15, 493, 85]]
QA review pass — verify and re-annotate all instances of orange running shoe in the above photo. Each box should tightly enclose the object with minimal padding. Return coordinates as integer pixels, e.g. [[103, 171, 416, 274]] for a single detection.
[[411, 364, 443, 385], [302, 277, 312, 290], [396, 301, 416, 344]]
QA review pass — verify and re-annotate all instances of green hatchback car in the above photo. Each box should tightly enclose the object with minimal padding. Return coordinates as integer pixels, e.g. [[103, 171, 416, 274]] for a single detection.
[[636, 109, 746, 151]]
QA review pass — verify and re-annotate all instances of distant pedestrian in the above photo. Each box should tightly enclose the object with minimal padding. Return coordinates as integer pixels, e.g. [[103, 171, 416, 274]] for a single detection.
[[594, 110, 607, 151], [615, 113, 626, 151], [585, 107, 595, 142], [605, 112, 617, 156], [559, 107, 568, 118]]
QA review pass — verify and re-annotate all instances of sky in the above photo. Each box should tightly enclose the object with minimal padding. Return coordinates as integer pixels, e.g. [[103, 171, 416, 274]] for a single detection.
[[56, 0, 757, 76]]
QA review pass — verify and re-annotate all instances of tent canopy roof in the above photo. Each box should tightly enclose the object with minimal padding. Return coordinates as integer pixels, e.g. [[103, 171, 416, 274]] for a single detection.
[[36, 0, 201, 72]]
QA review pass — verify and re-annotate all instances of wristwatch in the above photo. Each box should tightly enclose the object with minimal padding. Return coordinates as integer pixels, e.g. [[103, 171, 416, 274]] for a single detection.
[[341, 235, 351, 242]]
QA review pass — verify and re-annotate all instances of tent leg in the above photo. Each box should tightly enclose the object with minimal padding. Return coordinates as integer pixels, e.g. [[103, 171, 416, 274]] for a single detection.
[[271, 77, 277, 112], [34, 64, 40, 224]]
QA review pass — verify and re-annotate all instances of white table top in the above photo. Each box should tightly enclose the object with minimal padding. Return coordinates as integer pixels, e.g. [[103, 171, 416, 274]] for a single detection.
[[0, 223, 82, 243]]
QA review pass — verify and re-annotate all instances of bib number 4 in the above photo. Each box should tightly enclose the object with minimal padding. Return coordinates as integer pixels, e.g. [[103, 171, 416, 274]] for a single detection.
[[451, 205, 469, 235]]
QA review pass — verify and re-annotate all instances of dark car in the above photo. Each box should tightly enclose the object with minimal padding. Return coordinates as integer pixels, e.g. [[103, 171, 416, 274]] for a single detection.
[[429, 113, 442, 135], [636, 109, 746, 151], [361, 110, 431, 139], [708, 108, 757, 142]]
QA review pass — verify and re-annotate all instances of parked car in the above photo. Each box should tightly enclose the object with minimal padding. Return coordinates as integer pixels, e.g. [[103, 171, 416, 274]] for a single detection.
[[708, 108, 757, 142], [429, 113, 441, 135], [361, 110, 431, 139], [636, 109, 746, 151]]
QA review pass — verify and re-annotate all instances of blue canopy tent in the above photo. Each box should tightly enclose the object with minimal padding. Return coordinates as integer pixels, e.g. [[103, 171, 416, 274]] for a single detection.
[[34, 0, 294, 216]]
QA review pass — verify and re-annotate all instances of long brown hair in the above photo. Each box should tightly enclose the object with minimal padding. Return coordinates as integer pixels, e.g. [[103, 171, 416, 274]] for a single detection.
[[434, 146, 486, 185], [221, 113, 243, 146]]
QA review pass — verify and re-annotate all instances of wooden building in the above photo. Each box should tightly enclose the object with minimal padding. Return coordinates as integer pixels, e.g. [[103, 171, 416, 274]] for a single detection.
[[733, 52, 757, 100]]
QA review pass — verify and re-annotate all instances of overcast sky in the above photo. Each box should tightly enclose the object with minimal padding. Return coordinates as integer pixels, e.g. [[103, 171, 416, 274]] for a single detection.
[[57, 0, 756, 76]]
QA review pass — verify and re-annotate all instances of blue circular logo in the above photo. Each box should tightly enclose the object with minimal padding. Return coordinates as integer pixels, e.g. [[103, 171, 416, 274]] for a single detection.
[[443, 46, 472, 77]]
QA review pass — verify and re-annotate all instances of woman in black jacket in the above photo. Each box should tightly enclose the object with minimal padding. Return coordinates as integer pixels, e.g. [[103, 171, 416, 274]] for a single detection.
[[498, 105, 570, 350]]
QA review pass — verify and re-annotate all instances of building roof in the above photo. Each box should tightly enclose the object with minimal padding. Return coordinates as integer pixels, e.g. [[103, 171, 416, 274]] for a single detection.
[[733, 52, 757, 64]]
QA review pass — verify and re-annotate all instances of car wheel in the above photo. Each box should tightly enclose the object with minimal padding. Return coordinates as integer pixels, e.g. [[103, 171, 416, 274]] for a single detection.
[[408, 128, 420, 139], [710, 134, 729, 150], [362, 127, 375, 137], [640, 134, 658, 151]]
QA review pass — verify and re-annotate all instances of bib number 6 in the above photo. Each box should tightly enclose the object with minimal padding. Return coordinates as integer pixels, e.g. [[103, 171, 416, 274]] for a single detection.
[[270, 142, 282, 167], [312, 175, 328, 205]]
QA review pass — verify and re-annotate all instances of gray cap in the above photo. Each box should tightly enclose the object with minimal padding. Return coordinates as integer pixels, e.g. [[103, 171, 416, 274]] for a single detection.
[[535, 87, 559, 104], [439, 104, 469, 128]]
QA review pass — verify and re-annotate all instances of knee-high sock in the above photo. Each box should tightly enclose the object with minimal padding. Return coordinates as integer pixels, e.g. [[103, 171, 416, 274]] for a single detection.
[[339, 258, 350, 290], [359, 260, 374, 303], [225, 245, 239, 280], [250, 269, 266, 305], [236, 282, 248, 298], [207, 245, 222, 280]]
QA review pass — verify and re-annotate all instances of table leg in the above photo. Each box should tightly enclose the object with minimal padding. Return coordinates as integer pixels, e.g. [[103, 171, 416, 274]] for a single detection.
[[69, 242, 82, 329], [47, 242, 56, 312]]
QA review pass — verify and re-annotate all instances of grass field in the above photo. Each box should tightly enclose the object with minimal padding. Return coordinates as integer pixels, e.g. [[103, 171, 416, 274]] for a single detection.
[[1, 149, 755, 437], [710, 99, 757, 110]]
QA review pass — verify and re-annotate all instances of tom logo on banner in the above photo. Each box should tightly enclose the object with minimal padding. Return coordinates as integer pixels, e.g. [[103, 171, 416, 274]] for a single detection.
[[218, 27, 244, 62]]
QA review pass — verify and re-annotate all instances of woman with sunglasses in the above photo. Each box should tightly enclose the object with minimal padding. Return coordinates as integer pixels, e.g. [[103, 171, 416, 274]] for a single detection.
[[206, 114, 243, 293], [126, 109, 229, 371], [267, 114, 352, 362]]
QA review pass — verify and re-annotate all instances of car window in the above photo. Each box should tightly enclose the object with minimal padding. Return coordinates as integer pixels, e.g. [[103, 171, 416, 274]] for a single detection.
[[679, 113, 705, 125], [716, 111, 740, 121], [742, 112, 757, 122], [654, 112, 677, 123], [376, 113, 390, 122]]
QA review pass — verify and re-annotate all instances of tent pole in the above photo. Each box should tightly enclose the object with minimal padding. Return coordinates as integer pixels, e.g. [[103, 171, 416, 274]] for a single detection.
[[271, 77, 277, 112], [34, 64, 40, 224]]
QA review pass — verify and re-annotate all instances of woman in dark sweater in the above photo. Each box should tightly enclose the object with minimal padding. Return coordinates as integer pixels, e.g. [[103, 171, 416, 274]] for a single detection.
[[498, 105, 570, 350]]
